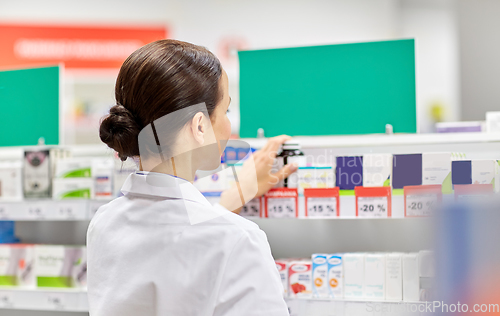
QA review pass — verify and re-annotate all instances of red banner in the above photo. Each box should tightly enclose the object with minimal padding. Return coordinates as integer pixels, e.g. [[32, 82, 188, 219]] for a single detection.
[[0, 24, 168, 70]]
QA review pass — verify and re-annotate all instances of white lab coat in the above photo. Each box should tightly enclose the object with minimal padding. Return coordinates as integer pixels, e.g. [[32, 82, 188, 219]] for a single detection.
[[87, 171, 289, 316]]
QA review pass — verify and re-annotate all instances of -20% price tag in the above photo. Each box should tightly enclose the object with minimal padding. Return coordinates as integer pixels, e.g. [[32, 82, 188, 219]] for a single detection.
[[357, 197, 388, 218], [406, 194, 438, 217]]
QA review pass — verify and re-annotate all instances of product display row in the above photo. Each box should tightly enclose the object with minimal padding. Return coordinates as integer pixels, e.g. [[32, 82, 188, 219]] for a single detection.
[[0, 244, 87, 289], [0, 148, 135, 202], [276, 251, 434, 303], [1, 145, 497, 200], [200, 149, 499, 195]]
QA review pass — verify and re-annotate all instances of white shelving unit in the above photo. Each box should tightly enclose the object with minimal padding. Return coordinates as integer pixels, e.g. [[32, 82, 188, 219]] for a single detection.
[[0, 196, 446, 221], [244, 132, 500, 149], [2, 132, 500, 315], [0, 288, 88, 312], [0, 200, 108, 221], [285, 298, 427, 316], [0, 287, 425, 316]]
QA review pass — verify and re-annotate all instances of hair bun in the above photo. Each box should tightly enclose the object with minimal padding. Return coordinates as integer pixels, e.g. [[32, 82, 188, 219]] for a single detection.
[[99, 104, 141, 161]]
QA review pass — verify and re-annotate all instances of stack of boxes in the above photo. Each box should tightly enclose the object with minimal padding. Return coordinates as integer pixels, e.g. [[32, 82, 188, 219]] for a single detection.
[[232, 150, 500, 218], [276, 251, 434, 302], [0, 148, 132, 202]]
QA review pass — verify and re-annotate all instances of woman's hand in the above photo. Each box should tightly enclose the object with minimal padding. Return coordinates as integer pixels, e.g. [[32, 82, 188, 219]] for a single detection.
[[219, 135, 299, 213]]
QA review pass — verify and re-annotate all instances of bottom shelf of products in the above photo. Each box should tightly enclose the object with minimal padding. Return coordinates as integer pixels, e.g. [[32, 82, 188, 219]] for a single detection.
[[285, 297, 427, 316], [0, 287, 426, 314], [0, 287, 88, 312]]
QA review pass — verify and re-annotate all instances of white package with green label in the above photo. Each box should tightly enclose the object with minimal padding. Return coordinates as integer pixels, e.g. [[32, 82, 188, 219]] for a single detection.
[[72, 246, 87, 289], [54, 158, 92, 178], [17, 245, 35, 288], [52, 178, 94, 199], [34, 245, 82, 288], [0, 245, 22, 286]]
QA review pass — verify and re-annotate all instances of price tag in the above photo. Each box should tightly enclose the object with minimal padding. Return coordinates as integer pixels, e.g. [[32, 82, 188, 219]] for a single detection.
[[307, 197, 337, 217], [265, 188, 298, 218], [0, 291, 14, 308], [47, 293, 66, 310], [457, 194, 490, 201], [406, 193, 438, 216], [267, 198, 296, 218], [0, 204, 9, 219], [357, 196, 388, 218], [54, 201, 88, 220], [26, 203, 48, 219], [241, 198, 261, 217], [57, 203, 77, 219], [454, 184, 493, 201]]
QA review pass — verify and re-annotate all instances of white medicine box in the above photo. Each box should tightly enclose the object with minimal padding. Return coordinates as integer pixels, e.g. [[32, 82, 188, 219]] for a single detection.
[[343, 253, 365, 299], [364, 254, 386, 300]]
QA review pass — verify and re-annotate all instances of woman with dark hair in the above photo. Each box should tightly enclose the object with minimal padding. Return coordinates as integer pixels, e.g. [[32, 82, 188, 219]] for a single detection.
[[87, 39, 297, 316]]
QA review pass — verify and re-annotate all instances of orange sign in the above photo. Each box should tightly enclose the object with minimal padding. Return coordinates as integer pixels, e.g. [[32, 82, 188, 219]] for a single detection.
[[0, 24, 168, 70]]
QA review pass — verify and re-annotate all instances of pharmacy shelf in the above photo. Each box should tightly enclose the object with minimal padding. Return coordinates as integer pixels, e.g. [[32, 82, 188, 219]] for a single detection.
[[0, 195, 443, 221], [0, 200, 108, 221], [2, 132, 500, 161], [0, 287, 88, 312], [244, 132, 500, 149], [285, 297, 426, 316], [0, 287, 425, 315]]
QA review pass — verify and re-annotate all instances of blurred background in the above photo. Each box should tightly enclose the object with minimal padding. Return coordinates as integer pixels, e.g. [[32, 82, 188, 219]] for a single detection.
[[1, 0, 498, 142]]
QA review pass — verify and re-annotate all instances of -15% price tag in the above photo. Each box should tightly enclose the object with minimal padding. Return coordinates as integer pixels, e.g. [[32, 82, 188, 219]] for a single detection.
[[241, 198, 261, 217], [307, 197, 337, 218], [267, 198, 296, 218], [406, 194, 438, 217], [357, 197, 388, 218]]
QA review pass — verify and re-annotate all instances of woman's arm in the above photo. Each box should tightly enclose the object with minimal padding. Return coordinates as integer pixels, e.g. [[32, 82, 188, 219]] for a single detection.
[[219, 135, 298, 213]]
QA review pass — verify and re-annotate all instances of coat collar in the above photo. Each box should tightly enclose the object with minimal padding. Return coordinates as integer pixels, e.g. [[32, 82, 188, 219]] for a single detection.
[[121, 171, 212, 207]]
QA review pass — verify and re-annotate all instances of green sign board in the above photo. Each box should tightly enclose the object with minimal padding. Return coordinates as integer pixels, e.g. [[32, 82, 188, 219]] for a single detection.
[[0, 65, 60, 147], [238, 39, 416, 138]]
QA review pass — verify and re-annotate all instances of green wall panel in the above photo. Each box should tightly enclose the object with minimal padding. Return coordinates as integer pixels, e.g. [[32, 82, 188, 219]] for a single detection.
[[238, 40, 416, 138], [0, 65, 60, 146]]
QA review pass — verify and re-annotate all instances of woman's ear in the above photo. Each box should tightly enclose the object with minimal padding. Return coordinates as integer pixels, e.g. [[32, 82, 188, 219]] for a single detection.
[[191, 112, 205, 145]]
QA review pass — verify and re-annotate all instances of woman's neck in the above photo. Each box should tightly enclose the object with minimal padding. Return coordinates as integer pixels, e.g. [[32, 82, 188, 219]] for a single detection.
[[140, 156, 196, 183]]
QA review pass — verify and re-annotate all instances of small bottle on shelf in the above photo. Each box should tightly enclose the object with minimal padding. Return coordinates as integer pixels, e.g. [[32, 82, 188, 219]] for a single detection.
[[277, 141, 305, 188]]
